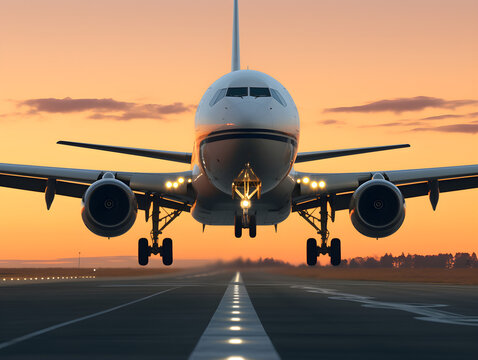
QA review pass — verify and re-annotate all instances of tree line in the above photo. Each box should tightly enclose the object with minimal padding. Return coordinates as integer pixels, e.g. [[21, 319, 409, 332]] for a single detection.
[[218, 253, 478, 269], [343, 252, 478, 269]]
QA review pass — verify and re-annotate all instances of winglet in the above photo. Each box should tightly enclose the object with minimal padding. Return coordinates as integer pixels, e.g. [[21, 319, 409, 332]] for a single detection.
[[231, 0, 240, 71]]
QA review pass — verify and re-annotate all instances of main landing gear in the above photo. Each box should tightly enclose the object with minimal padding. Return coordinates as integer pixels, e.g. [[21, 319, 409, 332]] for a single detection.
[[138, 194, 181, 266], [298, 195, 341, 266]]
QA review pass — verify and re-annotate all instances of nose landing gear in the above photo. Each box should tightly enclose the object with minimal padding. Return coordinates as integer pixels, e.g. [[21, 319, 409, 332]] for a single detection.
[[299, 195, 342, 266], [232, 164, 261, 238]]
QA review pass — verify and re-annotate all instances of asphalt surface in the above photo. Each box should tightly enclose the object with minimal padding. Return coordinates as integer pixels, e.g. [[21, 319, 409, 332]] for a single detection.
[[0, 270, 477, 359]]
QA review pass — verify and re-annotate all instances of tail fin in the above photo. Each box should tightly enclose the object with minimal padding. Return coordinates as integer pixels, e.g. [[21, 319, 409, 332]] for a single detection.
[[231, 0, 240, 71]]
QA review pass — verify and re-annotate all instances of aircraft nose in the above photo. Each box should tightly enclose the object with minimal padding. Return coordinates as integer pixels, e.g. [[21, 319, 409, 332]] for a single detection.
[[222, 98, 273, 127]]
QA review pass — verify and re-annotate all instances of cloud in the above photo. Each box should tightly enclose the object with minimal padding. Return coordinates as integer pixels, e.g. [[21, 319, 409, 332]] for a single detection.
[[324, 96, 477, 114], [413, 124, 478, 134], [316, 119, 346, 125], [362, 121, 424, 128], [420, 112, 478, 121], [18, 97, 193, 120]]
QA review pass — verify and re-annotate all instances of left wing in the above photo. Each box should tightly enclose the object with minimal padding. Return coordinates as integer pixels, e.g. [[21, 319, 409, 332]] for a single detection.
[[292, 164, 478, 212], [0, 163, 194, 212]]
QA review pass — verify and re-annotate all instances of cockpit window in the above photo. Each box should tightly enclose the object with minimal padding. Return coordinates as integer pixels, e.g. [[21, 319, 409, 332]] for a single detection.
[[250, 87, 271, 97], [270, 88, 287, 107], [209, 88, 227, 106], [226, 87, 248, 97]]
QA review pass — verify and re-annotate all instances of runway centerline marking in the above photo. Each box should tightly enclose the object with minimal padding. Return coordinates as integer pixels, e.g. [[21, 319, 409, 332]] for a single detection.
[[0, 287, 178, 351], [189, 272, 280, 360], [295, 285, 478, 327]]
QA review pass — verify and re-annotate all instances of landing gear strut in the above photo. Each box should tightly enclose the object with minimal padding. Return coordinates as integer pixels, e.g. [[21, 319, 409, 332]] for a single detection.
[[138, 194, 181, 266], [232, 164, 261, 238], [298, 195, 341, 266]]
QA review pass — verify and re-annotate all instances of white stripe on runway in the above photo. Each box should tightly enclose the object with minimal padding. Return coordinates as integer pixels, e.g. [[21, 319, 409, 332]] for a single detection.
[[189, 272, 280, 360], [0, 288, 177, 350]]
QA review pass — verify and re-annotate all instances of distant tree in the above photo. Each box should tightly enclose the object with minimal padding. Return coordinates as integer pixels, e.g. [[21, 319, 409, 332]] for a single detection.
[[363, 257, 380, 268], [454, 253, 474, 268], [379, 253, 394, 268]]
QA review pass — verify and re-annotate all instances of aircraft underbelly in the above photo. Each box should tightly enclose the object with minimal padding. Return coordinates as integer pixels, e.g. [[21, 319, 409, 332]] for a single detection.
[[191, 170, 295, 226]]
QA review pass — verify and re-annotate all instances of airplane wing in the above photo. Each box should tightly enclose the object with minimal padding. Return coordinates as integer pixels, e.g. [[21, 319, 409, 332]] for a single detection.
[[292, 165, 478, 212], [295, 144, 410, 163], [57, 141, 192, 164], [0, 163, 194, 212]]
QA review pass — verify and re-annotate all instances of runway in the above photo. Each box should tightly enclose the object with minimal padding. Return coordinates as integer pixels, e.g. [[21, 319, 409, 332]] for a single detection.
[[0, 270, 477, 359]]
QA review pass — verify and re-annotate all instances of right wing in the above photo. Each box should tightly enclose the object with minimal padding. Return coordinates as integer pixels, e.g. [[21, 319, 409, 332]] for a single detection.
[[292, 164, 478, 212], [0, 163, 194, 212], [295, 144, 410, 163]]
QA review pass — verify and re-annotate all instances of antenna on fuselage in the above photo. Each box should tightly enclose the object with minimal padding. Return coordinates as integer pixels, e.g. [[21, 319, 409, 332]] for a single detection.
[[231, 0, 240, 72]]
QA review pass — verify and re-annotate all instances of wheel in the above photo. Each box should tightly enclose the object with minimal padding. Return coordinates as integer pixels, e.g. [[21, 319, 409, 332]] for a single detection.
[[330, 238, 341, 266], [234, 215, 243, 238], [138, 238, 149, 266], [249, 215, 257, 238], [306, 238, 318, 266], [162, 238, 173, 266]]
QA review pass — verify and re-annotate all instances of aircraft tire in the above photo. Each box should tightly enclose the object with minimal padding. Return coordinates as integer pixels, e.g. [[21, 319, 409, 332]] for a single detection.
[[306, 238, 318, 266], [234, 216, 243, 238], [138, 238, 149, 266], [330, 238, 341, 266], [162, 238, 173, 266], [249, 215, 257, 238]]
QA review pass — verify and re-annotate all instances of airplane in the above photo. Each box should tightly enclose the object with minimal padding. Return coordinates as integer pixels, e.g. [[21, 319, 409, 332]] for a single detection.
[[1, 0, 478, 267]]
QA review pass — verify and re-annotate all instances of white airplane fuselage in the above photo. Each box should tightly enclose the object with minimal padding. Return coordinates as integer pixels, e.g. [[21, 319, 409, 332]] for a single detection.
[[191, 70, 300, 225]]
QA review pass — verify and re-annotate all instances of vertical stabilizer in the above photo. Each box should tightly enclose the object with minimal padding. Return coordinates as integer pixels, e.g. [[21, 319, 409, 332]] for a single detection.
[[231, 0, 240, 72]]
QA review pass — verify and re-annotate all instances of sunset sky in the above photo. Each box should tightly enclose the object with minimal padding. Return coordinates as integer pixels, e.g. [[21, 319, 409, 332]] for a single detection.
[[0, 0, 477, 265]]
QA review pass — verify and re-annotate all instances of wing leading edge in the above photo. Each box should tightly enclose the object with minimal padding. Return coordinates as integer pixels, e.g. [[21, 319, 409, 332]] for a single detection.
[[57, 141, 192, 164], [295, 144, 410, 163]]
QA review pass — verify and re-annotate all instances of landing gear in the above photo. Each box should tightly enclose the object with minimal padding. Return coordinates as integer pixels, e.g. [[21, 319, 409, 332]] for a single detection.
[[232, 164, 261, 238], [298, 195, 341, 266], [138, 194, 182, 266], [234, 214, 257, 238]]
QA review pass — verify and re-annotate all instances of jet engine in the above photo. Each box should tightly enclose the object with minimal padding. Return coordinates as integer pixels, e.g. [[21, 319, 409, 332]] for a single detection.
[[82, 175, 137, 237], [349, 176, 405, 238]]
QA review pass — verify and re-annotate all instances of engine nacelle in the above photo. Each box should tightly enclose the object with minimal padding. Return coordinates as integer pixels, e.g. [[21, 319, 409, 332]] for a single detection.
[[349, 177, 405, 238], [82, 176, 137, 237]]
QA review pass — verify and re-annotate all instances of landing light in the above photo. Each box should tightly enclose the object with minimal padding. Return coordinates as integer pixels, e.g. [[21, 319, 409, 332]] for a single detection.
[[173, 182, 179, 189], [178, 177, 184, 184], [166, 181, 173, 189], [311, 181, 318, 189], [240, 199, 251, 209], [302, 177, 310, 184], [319, 180, 326, 189]]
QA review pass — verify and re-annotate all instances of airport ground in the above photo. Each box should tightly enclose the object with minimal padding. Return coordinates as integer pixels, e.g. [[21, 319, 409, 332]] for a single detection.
[[0, 268, 477, 359]]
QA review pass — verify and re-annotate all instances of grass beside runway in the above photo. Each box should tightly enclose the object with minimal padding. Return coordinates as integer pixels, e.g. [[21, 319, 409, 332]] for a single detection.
[[264, 267, 478, 285]]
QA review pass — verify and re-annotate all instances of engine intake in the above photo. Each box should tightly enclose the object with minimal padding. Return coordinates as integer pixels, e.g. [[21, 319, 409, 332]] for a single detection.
[[349, 177, 405, 238], [82, 176, 137, 237]]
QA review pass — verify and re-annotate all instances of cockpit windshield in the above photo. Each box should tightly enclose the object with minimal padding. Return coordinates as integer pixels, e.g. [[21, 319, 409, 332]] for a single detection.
[[250, 87, 271, 97], [209, 86, 287, 107], [226, 87, 248, 97]]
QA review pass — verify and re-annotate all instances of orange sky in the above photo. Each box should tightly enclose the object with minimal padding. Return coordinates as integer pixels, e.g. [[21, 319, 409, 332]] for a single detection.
[[0, 0, 477, 265]]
